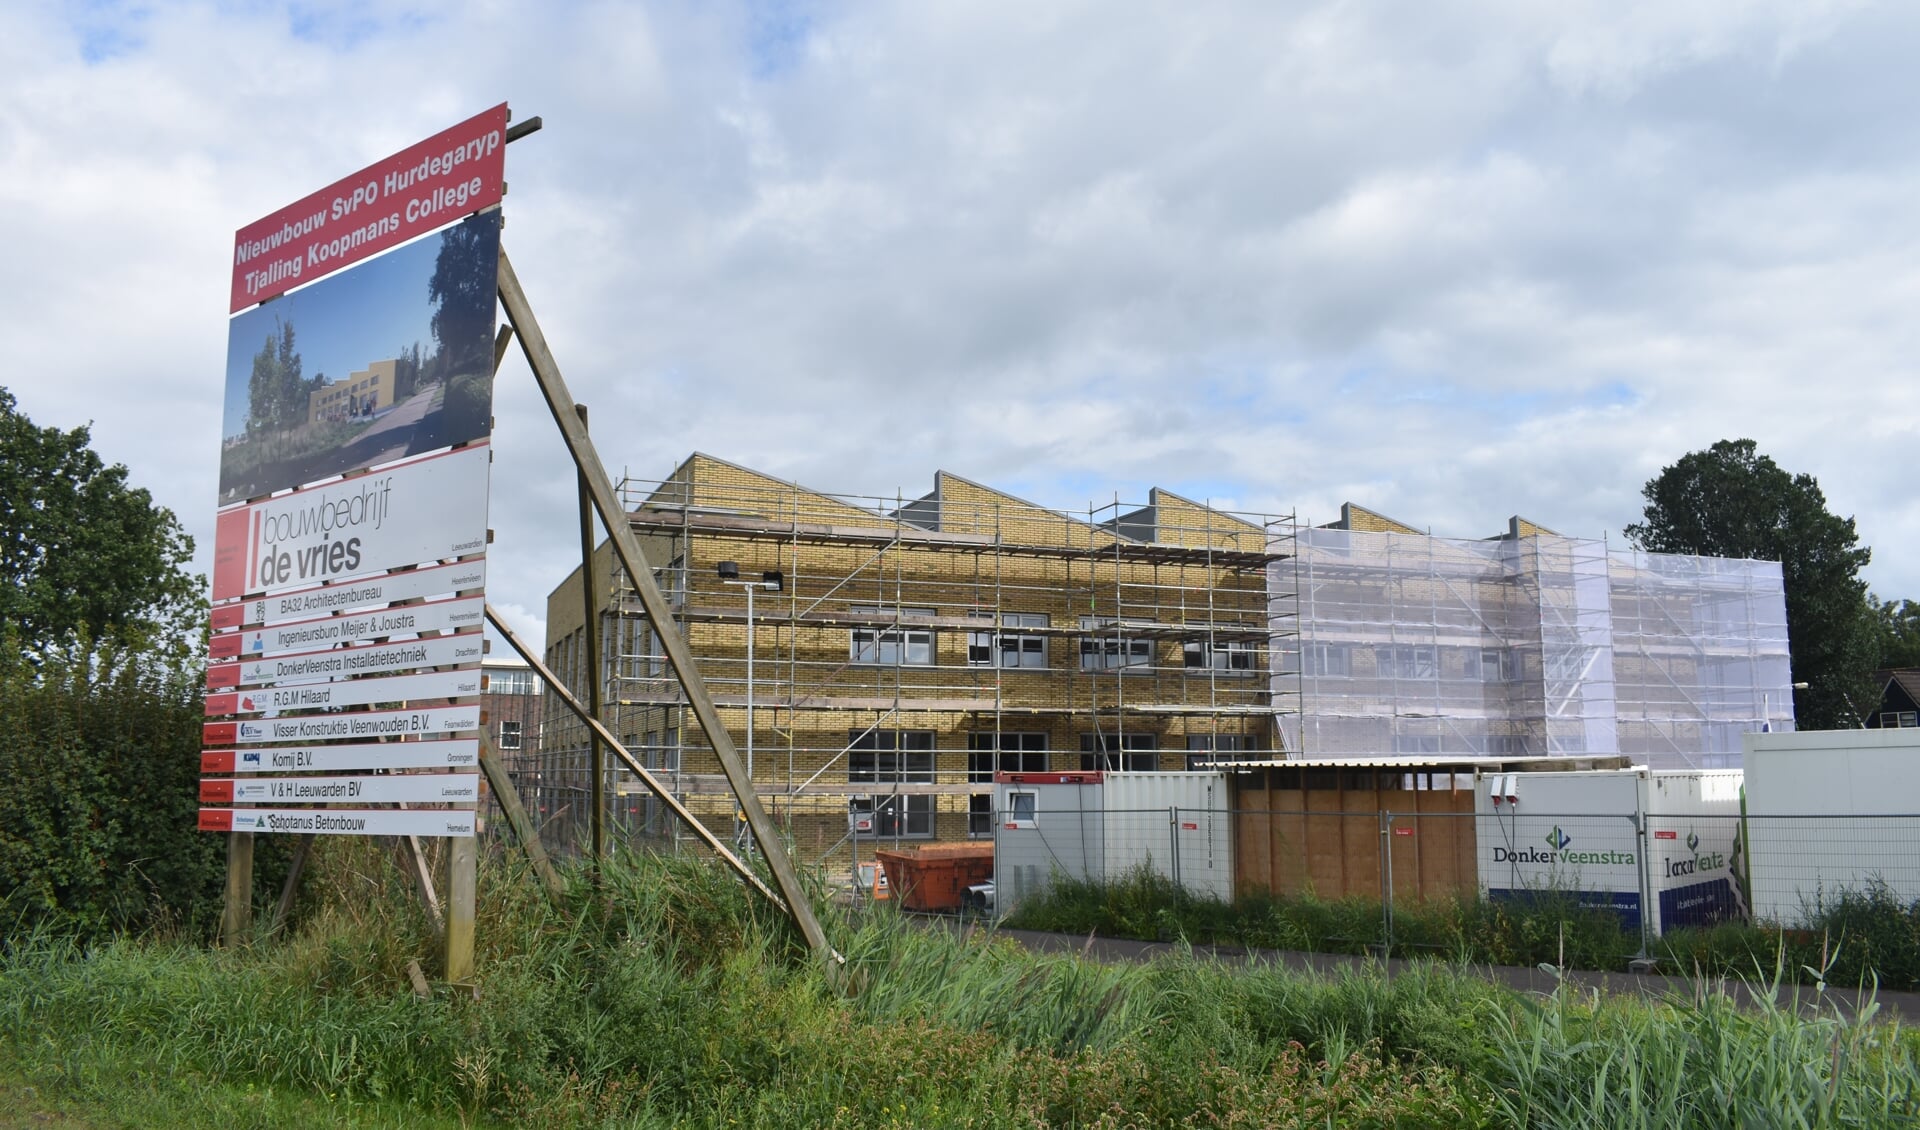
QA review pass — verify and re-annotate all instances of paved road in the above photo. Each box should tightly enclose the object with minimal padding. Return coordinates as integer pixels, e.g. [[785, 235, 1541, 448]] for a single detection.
[[967, 924, 1920, 1024]]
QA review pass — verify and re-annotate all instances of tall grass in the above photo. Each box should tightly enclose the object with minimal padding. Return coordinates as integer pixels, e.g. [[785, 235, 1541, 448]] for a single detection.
[[1488, 958, 1920, 1128], [1, 845, 1914, 1127], [1010, 867, 1920, 992], [1006, 867, 1640, 969]]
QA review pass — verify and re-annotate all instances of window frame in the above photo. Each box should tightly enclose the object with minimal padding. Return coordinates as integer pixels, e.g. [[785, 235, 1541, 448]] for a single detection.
[[849, 606, 937, 666], [1183, 638, 1258, 675], [1078, 617, 1155, 672], [966, 611, 1050, 669]]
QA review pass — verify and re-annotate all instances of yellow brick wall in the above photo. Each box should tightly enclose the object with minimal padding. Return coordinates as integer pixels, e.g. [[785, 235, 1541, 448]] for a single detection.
[[537, 455, 1281, 849]]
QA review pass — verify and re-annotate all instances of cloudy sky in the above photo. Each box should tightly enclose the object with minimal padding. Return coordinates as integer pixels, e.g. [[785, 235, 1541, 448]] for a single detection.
[[5, 0, 1918, 647]]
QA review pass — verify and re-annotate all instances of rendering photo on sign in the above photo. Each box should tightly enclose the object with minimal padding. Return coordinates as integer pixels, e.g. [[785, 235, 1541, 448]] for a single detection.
[[217, 209, 503, 505]]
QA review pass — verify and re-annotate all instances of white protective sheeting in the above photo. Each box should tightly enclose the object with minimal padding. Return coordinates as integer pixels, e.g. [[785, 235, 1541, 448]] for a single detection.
[[1271, 530, 1791, 770]]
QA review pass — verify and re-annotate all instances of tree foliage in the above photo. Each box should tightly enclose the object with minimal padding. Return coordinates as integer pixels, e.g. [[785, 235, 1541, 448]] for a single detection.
[[0, 388, 202, 659], [243, 318, 318, 435], [1874, 598, 1920, 672], [1625, 439, 1878, 729], [426, 217, 498, 378]]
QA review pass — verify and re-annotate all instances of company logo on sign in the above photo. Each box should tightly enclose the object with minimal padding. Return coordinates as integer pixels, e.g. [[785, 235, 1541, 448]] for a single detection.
[[1664, 827, 1726, 879], [241, 751, 261, 766], [1493, 823, 1636, 866], [239, 721, 268, 740]]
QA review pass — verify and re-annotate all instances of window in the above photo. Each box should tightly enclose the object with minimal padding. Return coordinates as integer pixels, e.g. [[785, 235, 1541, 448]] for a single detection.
[[1881, 711, 1919, 729], [1079, 617, 1154, 671], [497, 720, 522, 750], [1376, 645, 1436, 680], [1302, 642, 1351, 677], [1080, 733, 1158, 771], [1465, 648, 1514, 683], [848, 730, 935, 837], [850, 606, 935, 666], [1183, 733, 1259, 769], [967, 612, 1049, 668], [968, 732, 1047, 835], [489, 669, 537, 696], [1005, 790, 1038, 828], [1183, 638, 1257, 673]]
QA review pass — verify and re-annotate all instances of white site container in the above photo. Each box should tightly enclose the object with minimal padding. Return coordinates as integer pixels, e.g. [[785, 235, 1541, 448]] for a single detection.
[[1744, 729, 1920, 926], [1474, 768, 1743, 936], [993, 770, 1231, 914]]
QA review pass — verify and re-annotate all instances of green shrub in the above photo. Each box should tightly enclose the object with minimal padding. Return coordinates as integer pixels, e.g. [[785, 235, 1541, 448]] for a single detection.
[[440, 371, 492, 443], [0, 643, 290, 941]]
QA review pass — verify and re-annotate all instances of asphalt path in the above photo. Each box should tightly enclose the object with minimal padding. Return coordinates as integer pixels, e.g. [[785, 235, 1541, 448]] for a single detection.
[[951, 922, 1920, 1024]]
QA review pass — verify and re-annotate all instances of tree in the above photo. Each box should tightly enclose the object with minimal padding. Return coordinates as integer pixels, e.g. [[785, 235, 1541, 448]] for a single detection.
[[1874, 598, 1920, 671], [0, 388, 202, 659], [426, 217, 498, 378], [1625, 439, 1879, 729], [244, 317, 317, 434]]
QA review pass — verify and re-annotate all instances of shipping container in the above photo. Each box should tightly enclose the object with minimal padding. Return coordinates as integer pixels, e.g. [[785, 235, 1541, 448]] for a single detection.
[[992, 770, 1230, 913], [1743, 729, 1920, 926], [1474, 768, 1743, 935]]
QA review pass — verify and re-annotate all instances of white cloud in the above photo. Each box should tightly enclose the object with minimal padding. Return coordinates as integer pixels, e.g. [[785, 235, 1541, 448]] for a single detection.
[[5, 0, 1920, 646]]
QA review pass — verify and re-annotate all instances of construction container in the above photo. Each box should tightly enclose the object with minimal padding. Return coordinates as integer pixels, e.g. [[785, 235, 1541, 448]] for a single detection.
[[1743, 729, 1920, 926], [874, 843, 994, 913], [1474, 767, 1743, 935], [992, 770, 1231, 913]]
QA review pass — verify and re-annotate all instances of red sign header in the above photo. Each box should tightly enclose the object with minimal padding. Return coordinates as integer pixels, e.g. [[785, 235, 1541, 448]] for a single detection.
[[229, 103, 508, 312]]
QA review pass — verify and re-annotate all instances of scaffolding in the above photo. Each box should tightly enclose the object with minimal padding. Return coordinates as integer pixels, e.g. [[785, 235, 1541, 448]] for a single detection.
[[531, 455, 1298, 857], [1276, 528, 1791, 770]]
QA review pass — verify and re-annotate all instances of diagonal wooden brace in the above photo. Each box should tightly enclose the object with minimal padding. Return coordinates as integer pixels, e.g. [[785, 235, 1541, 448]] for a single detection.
[[495, 249, 838, 967]]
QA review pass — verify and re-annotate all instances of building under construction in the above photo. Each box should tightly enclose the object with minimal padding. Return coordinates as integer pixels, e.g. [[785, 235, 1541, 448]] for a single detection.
[[1277, 505, 1795, 770], [531, 453, 1297, 858]]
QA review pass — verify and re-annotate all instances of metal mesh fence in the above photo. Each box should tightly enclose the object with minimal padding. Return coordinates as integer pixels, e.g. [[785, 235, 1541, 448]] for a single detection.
[[480, 788, 1920, 957]]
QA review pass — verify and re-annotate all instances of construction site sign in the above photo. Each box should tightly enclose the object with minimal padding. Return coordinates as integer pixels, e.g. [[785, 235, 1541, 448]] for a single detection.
[[208, 633, 483, 690], [201, 739, 479, 775], [199, 808, 477, 838], [205, 666, 482, 716], [211, 446, 491, 602], [203, 703, 481, 747], [200, 774, 480, 805], [229, 104, 506, 313], [210, 560, 485, 631]]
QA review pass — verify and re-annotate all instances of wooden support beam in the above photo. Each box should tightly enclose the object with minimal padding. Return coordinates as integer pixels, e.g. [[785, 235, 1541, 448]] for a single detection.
[[477, 733, 565, 896], [578, 403, 604, 864], [485, 605, 787, 911], [268, 834, 314, 938], [446, 834, 476, 982], [495, 249, 839, 970], [398, 834, 445, 935], [219, 831, 254, 947]]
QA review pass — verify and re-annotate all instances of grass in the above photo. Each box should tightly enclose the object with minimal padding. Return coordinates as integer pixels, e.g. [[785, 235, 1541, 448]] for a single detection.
[[1, 843, 1915, 1127], [1006, 867, 1920, 992]]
